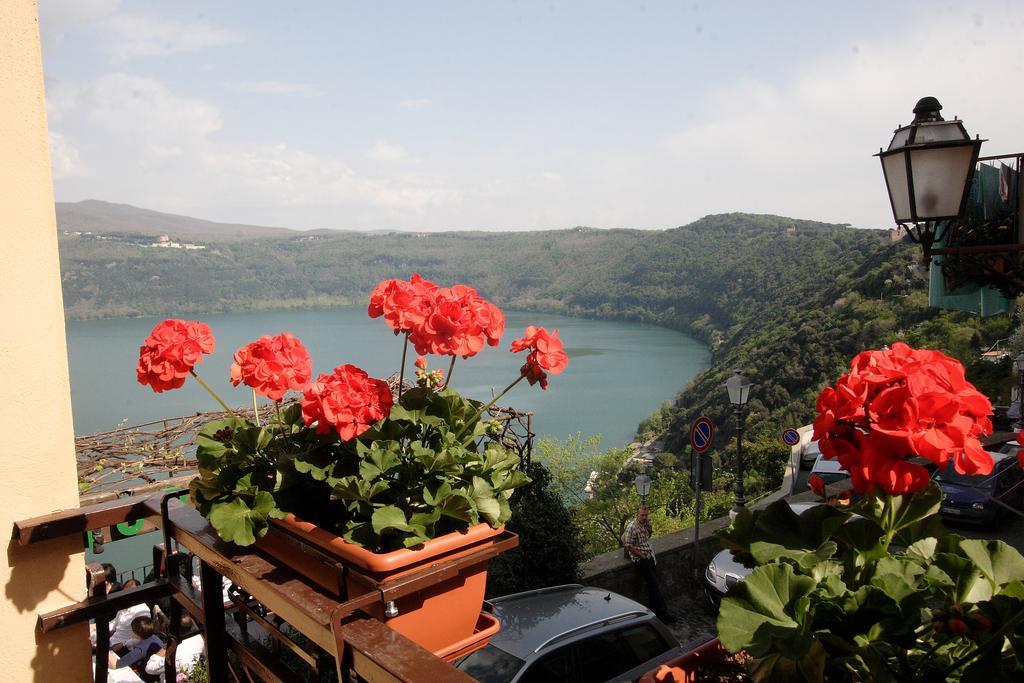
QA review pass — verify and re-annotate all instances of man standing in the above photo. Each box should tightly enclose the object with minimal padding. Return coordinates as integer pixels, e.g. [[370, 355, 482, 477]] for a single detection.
[[623, 506, 676, 624]]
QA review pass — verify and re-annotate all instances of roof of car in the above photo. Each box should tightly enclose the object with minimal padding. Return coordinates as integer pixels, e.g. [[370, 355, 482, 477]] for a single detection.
[[487, 585, 655, 660], [811, 454, 846, 474]]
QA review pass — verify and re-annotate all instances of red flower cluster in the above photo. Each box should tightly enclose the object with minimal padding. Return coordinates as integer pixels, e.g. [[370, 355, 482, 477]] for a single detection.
[[301, 364, 394, 441], [368, 275, 505, 359], [230, 333, 312, 401], [510, 326, 569, 390], [136, 319, 216, 393], [813, 343, 993, 495], [368, 274, 437, 335]]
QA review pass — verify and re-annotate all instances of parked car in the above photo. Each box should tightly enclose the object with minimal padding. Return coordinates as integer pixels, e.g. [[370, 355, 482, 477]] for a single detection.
[[704, 502, 820, 605], [937, 450, 1024, 525], [454, 585, 683, 683], [809, 452, 848, 487], [801, 440, 821, 468]]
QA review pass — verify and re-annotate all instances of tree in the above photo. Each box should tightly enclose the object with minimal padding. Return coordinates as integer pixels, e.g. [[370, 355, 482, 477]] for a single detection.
[[486, 461, 583, 597]]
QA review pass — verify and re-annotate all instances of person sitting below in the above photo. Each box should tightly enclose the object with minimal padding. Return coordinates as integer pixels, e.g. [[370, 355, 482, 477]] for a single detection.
[[145, 615, 205, 681], [105, 579, 150, 653], [108, 616, 165, 682], [102, 562, 123, 594]]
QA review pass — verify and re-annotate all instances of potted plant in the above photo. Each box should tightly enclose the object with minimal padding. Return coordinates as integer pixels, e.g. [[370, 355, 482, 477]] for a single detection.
[[713, 343, 1024, 681], [135, 274, 569, 654]]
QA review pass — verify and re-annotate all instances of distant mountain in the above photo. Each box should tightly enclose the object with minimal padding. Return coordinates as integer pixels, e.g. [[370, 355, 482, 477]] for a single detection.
[[57, 199, 308, 241]]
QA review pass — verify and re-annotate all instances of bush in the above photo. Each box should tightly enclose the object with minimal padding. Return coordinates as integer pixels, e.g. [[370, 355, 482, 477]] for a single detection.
[[487, 461, 583, 597]]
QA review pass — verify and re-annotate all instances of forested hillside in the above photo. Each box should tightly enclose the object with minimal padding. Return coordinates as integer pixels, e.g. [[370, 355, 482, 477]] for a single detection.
[[58, 208, 1017, 454]]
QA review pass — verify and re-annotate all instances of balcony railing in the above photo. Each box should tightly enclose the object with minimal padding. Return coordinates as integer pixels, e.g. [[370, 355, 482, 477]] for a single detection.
[[14, 491, 492, 682]]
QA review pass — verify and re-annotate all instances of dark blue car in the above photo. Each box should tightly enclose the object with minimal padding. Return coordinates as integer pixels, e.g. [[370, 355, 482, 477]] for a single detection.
[[937, 449, 1024, 525]]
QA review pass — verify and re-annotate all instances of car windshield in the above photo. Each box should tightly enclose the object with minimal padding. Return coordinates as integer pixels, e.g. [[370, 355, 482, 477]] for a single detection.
[[455, 644, 525, 683], [935, 464, 997, 492]]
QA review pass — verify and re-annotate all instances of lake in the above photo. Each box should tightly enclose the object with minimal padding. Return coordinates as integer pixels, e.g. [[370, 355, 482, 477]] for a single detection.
[[67, 308, 710, 449]]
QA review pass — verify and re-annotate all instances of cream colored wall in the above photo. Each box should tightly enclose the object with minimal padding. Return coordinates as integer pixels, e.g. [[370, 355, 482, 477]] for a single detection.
[[0, 1, 92, 680]]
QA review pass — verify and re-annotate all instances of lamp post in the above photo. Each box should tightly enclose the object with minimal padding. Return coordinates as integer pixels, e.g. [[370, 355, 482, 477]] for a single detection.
[[634, 472, 652, 506], [1016, 353, 1024, 429], [876, 96, 984, 263], [725, 369, 751, 514]]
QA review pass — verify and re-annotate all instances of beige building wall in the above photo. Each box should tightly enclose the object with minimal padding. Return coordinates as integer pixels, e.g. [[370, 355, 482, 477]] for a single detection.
[[0, 1, 92, 680]]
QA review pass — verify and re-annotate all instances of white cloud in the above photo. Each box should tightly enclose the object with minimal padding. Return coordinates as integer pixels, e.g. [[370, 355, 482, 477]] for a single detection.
[[98, 13, 242, 62], [49, 75, 456, 228], [231, 81, 325, 97], [48, 131, 90, 179], [38, 0, 120, 46], [659, 13, 1024, 229], [367, 140, 409, 163], [399, 98, 432, 110]]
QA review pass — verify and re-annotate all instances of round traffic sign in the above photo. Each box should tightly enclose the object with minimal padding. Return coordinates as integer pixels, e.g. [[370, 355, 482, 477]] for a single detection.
[[690, 416, 714, 453], [782, 428, 801, 446]]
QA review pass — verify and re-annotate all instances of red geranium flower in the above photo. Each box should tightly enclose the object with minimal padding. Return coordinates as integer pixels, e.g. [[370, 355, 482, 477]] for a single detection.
[[814, 343, 993, 495], [510, 326, 569, 390], [230, 332, 312, 401], [136, 319, 215, 393], [368, 274, 437, 335], [808, 474, 826, 497], [409, 285, 504, 359], [301, 364, 393, 441]]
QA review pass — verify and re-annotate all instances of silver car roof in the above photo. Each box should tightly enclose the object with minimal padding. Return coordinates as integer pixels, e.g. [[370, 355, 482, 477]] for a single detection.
[[487, 584, 655, 661]]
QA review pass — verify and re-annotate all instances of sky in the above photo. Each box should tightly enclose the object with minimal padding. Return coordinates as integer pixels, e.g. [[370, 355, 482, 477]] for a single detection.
[[38, 0, 1024, 232]]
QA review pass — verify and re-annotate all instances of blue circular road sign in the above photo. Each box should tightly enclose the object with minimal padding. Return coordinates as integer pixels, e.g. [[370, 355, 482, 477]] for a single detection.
[[782, 428, 801, 446], [691, 417, 714, 453]]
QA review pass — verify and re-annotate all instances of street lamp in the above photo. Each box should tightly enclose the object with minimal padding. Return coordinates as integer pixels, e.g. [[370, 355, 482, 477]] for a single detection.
[[1015, 353, 1024, 429], [876, 96, 984, 262], [725, 369, 752, 514], [633, 473, 652, 506]]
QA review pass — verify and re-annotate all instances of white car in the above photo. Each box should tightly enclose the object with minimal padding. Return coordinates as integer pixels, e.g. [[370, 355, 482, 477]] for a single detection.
[[704, 502, 820, 603], [801, 440, 822, 468], [809, 452, 848, 487]]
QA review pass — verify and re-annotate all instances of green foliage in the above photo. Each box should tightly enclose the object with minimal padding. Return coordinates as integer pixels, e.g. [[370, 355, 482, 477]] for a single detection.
[[190, 389, 528, 551], [715, 483, 1024, 682], [487, 461, 583, 597]]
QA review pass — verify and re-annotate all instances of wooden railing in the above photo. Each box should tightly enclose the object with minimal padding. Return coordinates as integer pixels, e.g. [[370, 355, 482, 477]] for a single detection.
[[15, 492, 481, 682]]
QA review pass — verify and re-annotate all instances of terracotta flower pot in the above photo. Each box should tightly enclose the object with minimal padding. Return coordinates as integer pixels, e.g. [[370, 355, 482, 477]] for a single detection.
[[256, 514, 511, 655], [638, 637, 728, 683]]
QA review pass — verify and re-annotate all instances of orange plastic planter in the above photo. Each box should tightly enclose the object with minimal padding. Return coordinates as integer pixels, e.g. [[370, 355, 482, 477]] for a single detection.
[[638, 637, 727, 683], [256, 515, 507, 654]]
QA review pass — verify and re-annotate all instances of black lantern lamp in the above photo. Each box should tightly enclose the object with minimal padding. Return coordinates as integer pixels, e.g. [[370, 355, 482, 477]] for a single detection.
[[725, 370, 752, 513], [877, 97, 985, 260]]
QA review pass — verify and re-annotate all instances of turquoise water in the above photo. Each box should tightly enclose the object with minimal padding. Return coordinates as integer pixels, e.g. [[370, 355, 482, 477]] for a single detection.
[[67, 308, 710, 448], [68, 307, 709, 576]]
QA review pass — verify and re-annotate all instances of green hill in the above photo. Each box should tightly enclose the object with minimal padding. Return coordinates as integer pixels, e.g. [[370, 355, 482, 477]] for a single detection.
[[57, 205, 1015, 452]]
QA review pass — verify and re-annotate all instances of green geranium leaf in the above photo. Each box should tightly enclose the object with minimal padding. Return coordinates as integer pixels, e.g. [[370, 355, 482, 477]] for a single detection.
[[195, 417, 247, 468], [960, 539, 1024, 593], [360, 444, 401, 480], [934, 552, 991, 604], [372, 505, 414, 535], [470, 477, 502, 526], [855, 482, 941, 538], [438, 490, 477, 523], [423, 482, 452, 506], [207, 491, 278, 546], [906, 537, 938, 564], [747, 638, 826, 683], [718, 563, 817, 657], [869, 557, 925, 603]]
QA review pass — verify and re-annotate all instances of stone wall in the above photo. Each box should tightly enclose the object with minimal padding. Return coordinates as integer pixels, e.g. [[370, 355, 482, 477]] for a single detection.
[[581, 430, 812, 604]]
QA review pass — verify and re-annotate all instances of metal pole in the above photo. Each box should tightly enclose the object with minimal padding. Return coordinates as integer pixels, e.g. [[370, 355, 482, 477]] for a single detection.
[[1018, 369, 1024, 430], [733, 405, 747, 513], [693, 445, 702, 584]]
